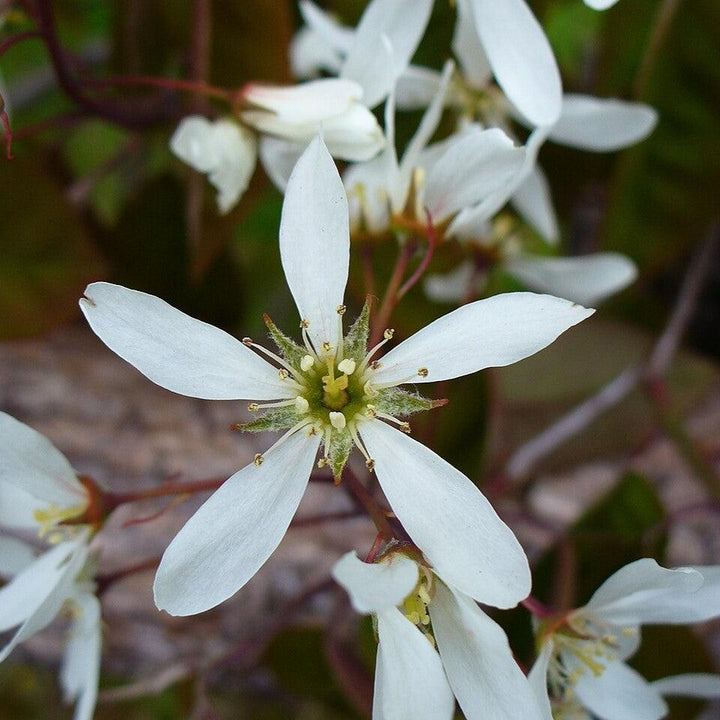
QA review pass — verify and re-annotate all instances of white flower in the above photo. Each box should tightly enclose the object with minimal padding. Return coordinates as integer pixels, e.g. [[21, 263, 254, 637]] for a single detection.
[[81, 136, 593, 617], [295, 0, 433, 109], [584, 0, 620, 9], [0, 411, 90, 534], [170, 78, 384, 213], [0, 535, 101, 720], [333, 550, 545, 720], [345, 62, 527, 239], [529, 559, 720, 720]]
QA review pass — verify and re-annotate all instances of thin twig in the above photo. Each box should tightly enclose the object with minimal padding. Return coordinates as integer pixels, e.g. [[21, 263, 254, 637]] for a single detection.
[[369, 240, 414, 346], [103, 476, 227, 512], [396, 210, 437, 301]]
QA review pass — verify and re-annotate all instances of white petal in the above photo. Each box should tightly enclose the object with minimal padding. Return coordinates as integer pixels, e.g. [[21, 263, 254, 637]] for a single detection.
[[467, 0, 562, 126], [424, 261, 477, 304], [60, 592, 101, 720], [585, 0, 620, 10], [290, 26, 345, 79], [169, 116, 220, 173], [528, 639, 555, 720], [453, 0, 492, 88], [510, 166, 559, 242], [424, 127, 526, 223], [574, 658, 667, 720], [341, 0, 434, 108], [298, 1, 354, 55], [430, 582, 544, 720], [332, 551, 418, 614], [651, 673, 720, 699], [505, 253, 638, 306], [344, 154, 392, 236], [395, 61, 455, 212], [80, 282, 290, 401], [374, 607, 455, 720], [0, 481, 44, 529], [243, 78, 360, 124], [153, 430, 320, 616], [206, 121, 257, 214], [0, 536, 88, 662], [0, 536, 37, 576], [394, 66, 445, 111], [549, 95, 658, 152], [279, 136, 349, 353], [359, 421, 530, 608], [371, 292, 594, 386], [259, 136, 303, 193], [320, 104, 386, 161], [0, 412, 86, 514], [583, 558, 707, 625]]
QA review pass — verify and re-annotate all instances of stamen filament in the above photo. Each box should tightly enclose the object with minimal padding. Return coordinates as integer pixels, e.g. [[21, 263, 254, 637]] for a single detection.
[[243, 339, 303, 381], [254, 417, 315, 466]]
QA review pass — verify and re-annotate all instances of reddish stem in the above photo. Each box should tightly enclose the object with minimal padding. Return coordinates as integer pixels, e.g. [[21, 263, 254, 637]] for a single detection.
[[521, 595, 555, 619], [103, 476, 227, 513], [92, 74, 232, 104], [344, 469, 394, 540], [369, 241, 414, 346], [0, 29, 42, 57], [364, 532, 385, 563], [0, 109, 14, 159], [96, 556, 160, 595], [396, 209, 437, 301], [290, 509, 364, 529]]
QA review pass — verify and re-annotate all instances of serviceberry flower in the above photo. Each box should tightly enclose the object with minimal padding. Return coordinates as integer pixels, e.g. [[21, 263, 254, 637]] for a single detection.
[[0, 413, 102, 720], [171, 78, 384, 213], [529, 559, 720, 720], [81, 136, 592, 616], [333, 549, 546, 720]]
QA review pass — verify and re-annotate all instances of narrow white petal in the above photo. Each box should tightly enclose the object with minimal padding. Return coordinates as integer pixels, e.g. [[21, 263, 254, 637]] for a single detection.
[[430, 583, 544, 720], [244, 78, 360, 124], [0, 537, 88, 661], [574, 658, 667, 720], [505, 253, 638, 306], [528, 639, 555, 720], [0, 412, 86, 514], [169, 116, 220, 173], [60, 592, 101, 720], [0, 481, 45, 529], [360, 421, 531, 607], [80, 282, 290, 401], [371, 292, 594, 386], [549, 95, 658, 152], [651, 673, 720, 699], [394, 66, 445, 111], [583, 558, 706, 625], [279, 136, 349, 352], [585, 0, 620, 10], [0, 536, 37, 576], [424, 127, 525, 223], [299, 1, 354, 54], [290, 26, 344, 79], [206, 121, 257, 214], [153, 431, 320, 616], [467, 0, 562, 126], [396, 61, 455, 213], [332, 551, 418, 614], [510, 166, 559, 242], [259, 136, 303, 193], [374, 607, 455, 720], [344, 154, 392, 236], [453, 0, 492, 87], [424, 261, 477, 304], [341, 0, 434, 108]]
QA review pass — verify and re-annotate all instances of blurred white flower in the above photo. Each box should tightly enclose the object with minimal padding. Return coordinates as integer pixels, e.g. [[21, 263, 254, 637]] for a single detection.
[[0, 413, 101, 720], [333, 550, 545, 720], [170, 78, 384, 213], [81, 136, 593, 617], [529, 559, 720, 720]]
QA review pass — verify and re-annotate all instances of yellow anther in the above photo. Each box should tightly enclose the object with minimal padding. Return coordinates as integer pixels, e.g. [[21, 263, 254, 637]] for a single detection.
[[329, 412, 346, 430], [365, 458, 376, 471], [336, 304, 347, 315], [33, 503, 85, 537], [321, 341, 332, 353], [400, 422, 411, 433], [383, 328, 395, 340], [248, 403, 260, 412], [300, 354, 315, 372], [254, 453, 264, 466], [242, 336, 253, 345], [278, 368, 289, 380], [300, 319, 310, 328], [317, 457, 329, 468], [295, 396, 309, 413], [417, 367, 429, 378], [365, 405, 377, 418], [338, 358, 356, 375], [370, 360, 381, 370]]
